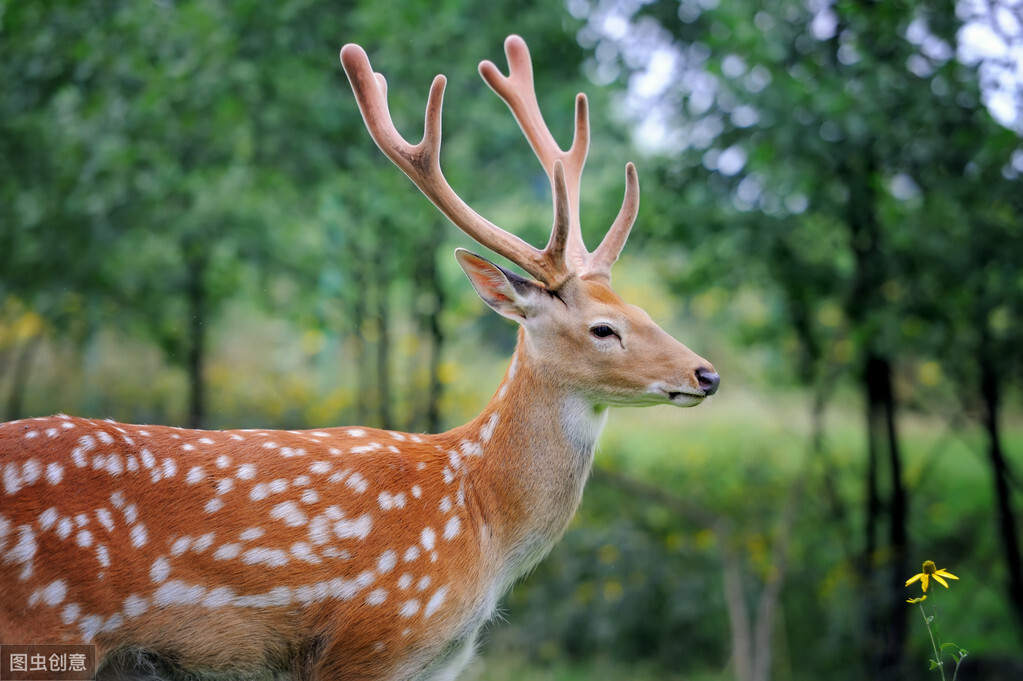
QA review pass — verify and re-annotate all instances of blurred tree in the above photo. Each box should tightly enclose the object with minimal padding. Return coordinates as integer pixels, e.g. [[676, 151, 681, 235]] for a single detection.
[[574, 0, 1023, 676], [0, 0, 602, 430]]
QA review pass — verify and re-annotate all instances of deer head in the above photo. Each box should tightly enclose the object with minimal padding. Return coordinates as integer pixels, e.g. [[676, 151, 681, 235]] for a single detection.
[[339, 35, 719, 410]]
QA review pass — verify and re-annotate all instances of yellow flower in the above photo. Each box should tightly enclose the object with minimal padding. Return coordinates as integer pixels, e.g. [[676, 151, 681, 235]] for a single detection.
[[906, 560, 959, 593], [906, 595, 928, 604]]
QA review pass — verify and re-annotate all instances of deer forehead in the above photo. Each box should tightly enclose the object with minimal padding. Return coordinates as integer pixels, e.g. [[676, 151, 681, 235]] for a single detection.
[[547, 277, 654, 331]]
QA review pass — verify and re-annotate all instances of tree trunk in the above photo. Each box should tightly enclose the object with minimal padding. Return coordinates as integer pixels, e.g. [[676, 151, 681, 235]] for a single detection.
[[979, 337, 1023, 634], [411, 221, 446, 433], [864, 353, 909, 680], [185, 253, 207, 430], [373, 242, 392, 431]]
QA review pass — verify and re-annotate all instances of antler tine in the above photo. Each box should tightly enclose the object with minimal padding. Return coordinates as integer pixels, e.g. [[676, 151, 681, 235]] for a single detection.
[[340, 43, 566, 285], [590, 162, 640, 277], [479, 35, 590, 275]]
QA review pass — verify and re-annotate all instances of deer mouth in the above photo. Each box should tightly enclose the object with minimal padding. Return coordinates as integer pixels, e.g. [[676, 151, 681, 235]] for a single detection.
[[661, 387, 707, 407]]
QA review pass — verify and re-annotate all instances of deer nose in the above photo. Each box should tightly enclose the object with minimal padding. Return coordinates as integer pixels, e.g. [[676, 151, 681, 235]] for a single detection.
[[695, 367, 720, 396]]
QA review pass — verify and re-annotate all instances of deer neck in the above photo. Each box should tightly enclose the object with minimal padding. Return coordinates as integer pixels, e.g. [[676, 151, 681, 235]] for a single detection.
[[449, 330, 607, 585]]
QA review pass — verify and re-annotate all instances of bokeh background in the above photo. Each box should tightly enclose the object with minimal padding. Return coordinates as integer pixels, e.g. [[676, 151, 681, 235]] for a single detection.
[[2, 1, 1022, 679]]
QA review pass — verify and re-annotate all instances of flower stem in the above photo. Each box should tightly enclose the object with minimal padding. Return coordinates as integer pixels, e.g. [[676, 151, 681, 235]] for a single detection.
[[917, 602, 946, 681]]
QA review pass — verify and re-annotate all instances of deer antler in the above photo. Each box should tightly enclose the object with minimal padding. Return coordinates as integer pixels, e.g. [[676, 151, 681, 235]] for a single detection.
[[340, 36, 638, 287]]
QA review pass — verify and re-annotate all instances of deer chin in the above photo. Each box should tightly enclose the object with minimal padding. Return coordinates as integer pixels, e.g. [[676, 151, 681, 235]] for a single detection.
[[654, 385, 708, 408]]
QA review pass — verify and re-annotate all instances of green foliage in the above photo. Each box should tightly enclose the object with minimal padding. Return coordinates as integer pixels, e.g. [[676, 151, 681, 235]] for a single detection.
[[3, 1, 1023, 679]]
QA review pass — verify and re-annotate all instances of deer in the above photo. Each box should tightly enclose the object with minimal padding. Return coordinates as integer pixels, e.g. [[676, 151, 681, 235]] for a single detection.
[[0, 35, 718, 681]]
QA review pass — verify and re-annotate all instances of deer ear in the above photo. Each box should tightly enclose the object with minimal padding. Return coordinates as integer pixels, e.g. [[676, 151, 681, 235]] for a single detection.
[[455, 248, 545, 322]]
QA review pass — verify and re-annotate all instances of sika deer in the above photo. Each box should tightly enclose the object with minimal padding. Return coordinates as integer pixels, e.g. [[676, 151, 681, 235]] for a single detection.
[[0, 35, 718, 681]]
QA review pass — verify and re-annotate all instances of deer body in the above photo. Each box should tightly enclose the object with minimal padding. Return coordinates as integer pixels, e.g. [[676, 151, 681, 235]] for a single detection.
[[0, 36, 717, 681]]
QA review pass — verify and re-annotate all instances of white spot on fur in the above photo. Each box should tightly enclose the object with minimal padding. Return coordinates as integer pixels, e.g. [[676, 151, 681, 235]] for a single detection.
[[398, 574, 413, 590], [40, 579, 67, 606], [76, 530, 93, 548], [216, 455, 231, 469], [130, 524, 148, 547], [150, 556, 171, 583], [205, 498, 224, 514], [72, 435, 96, 467], [411, 485, 422, 499], [96, 544, 110, 568], [417, 575, 432, 591], [399, 599, 420, 617], [171, 536, 191, 556], [237, 464, 256, 480], [22, 459, 41, 484], [460, 439, 482, 457], [56, 517, 73, 540], [3, 464, 23, 495], [421, 527, 436, 551], [377, 549, 397, 574], [366, 588, 388, 606], [154, 580, 206, 607], [378, 491, 407, 511], [443, 516, 461, 541], [240, 527, 265, 541], [95, 508, 114, 532], [123, 594, 149, 618], [62, 603, 81, 625], [242, 547, 289, 567], [186, 467, 204, 485], [301, 489, 318, 504], [106, 455, 124, 476], [480, 412, 499, 443], [345, 472, 368, 494], [403, 545, 420, 562], [290, 542, 321, 564], [39, 508, 58, 531], [45, 463, 64, 486], [424, 586, 449, 618], [310, 461, 331, 475], [347, 429, 367, 437], [192, 533, 215, 552], [214, 543, 242, 560], [270, 501, 307, 527], [203, 587, 234, 608], [308, 515, 330, 545], [333, 514, 373, 540]]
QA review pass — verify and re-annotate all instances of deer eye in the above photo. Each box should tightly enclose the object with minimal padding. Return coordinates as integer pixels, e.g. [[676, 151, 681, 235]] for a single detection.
[[590, 324, 617, 339]]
